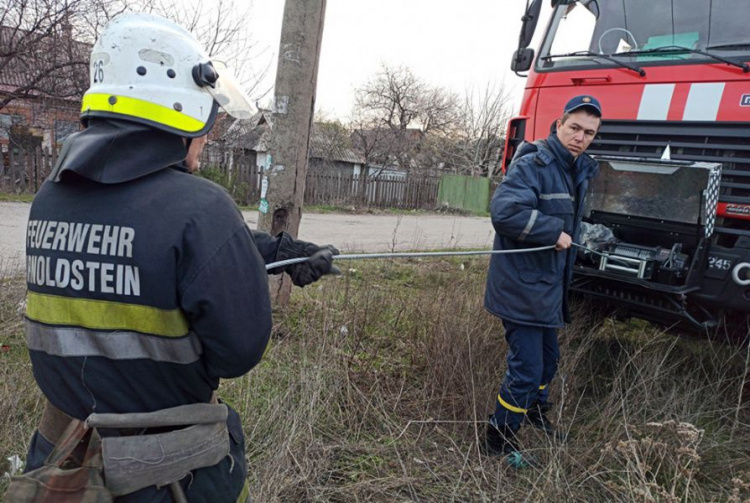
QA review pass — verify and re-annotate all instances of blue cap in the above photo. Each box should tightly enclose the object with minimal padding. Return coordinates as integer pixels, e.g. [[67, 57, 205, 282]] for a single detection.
[[564, 95, 602, 117]]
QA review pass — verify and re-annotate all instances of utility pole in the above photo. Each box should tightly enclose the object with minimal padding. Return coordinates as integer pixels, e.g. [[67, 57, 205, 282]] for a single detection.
[[258, 0, 327, 305]]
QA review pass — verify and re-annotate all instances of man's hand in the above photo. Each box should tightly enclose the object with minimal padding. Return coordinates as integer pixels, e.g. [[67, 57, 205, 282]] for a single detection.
[[276, 234, 341, 287], [555, 232, 572, 251], [287, 245, 340, 287]]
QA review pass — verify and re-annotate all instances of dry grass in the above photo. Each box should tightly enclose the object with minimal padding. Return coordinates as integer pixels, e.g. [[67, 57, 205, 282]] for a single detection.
[[1, 256, 749, 502], [0, 259, 47, 490]]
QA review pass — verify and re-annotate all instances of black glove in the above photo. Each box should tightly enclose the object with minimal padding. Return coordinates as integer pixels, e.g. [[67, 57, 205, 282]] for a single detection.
[[276, 233, 340, 287]]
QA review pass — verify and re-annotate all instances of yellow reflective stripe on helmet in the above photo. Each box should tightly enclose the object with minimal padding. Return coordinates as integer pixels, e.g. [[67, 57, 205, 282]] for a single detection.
[[81, 93, 205, 133], [539, 384, 547, 390], [26, 291, 189, 338], [497, 394, 528, 414]]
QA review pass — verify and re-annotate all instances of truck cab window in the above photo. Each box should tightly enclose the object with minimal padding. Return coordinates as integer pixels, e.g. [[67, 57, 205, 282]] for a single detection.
[[547, 4, 597, 57], [539, 0, 750, 71]]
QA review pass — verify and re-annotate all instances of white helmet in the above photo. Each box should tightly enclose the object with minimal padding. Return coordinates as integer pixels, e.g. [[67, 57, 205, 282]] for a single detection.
[[81, 12, 253, 137]]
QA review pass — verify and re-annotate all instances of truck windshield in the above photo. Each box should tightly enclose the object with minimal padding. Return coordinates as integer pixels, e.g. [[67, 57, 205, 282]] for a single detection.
[[538, 0, 750, 71]]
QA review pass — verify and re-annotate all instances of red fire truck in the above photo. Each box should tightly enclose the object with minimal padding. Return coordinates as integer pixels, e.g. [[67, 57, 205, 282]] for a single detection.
[[505, 0, 750, 332]]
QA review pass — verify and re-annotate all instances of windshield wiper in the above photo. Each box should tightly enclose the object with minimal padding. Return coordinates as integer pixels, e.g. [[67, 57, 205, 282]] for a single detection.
[[706, 43, 750, 51], [542, 50, 646, 76], [613, 45, 750, 72]]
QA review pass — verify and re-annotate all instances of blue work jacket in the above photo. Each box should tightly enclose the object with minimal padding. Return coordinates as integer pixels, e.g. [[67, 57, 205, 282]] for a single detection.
[[484, 132, 599, 328]]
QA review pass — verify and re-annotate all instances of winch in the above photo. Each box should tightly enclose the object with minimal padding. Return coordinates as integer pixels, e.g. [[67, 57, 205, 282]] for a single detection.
[[597, 242, 689, 283]]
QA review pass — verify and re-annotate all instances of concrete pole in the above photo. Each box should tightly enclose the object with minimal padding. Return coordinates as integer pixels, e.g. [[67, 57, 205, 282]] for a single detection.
[[258, 0, 326, 305]]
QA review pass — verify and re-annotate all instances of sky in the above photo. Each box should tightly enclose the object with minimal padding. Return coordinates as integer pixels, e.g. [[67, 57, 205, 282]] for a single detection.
[[248, 0, 552, 121]]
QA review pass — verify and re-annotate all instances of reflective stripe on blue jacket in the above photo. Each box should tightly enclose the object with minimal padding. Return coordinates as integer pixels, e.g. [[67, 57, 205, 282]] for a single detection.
[[484, 132, 599, 327]]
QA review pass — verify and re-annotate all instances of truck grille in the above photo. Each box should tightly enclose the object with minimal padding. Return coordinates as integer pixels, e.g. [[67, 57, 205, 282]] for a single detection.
[[588, 120, 750, 241]]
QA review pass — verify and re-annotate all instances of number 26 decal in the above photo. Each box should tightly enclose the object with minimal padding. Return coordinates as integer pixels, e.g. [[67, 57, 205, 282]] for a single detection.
[[93, 60, 105, 83]]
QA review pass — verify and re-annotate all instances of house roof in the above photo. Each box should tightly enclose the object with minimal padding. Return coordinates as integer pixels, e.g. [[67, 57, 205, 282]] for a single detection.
[[223, 115, 364, 165], [0, 24, 90, 102], [309, 135, 363, 164], [223, 114, 268, 151]]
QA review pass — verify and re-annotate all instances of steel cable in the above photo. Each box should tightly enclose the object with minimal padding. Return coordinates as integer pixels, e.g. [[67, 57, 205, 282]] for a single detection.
[[263, 244, 607, 270]]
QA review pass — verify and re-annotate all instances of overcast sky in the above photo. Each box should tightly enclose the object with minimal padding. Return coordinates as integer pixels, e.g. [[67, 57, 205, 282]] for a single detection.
[[248, 0, 551, 121]]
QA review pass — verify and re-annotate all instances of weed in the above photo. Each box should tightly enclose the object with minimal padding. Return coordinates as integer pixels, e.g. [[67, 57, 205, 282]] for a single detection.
[[1, 258, 748, 501]]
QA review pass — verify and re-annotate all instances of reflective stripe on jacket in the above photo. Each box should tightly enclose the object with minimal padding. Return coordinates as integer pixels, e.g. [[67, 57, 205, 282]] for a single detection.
[[484, 132, 599, 327]]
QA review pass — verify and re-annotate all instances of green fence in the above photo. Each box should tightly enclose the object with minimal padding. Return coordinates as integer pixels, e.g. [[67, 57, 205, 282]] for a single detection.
[[437, 175, 491, 214]]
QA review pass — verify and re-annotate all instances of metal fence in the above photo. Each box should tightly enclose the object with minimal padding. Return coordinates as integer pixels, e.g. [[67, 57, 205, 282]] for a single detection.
[[437, 175, 491, 213]]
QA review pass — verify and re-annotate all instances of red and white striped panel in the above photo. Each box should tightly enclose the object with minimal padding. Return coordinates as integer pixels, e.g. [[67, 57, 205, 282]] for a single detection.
[[637, 83, 726, 121]]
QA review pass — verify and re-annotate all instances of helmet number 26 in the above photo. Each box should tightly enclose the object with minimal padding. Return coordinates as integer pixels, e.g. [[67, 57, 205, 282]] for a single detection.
[[93, 61, 105, 83]]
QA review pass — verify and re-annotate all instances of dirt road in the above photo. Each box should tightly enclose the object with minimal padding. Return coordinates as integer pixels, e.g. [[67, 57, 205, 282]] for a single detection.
[[0, 201, 495, 273]]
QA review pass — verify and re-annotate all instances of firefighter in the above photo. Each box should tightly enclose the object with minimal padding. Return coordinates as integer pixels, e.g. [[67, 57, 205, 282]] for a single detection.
[[23, 13, 337, 501], [482, 96, 602, 465]]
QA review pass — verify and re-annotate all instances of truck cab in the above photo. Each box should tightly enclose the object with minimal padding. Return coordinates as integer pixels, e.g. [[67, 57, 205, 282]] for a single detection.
[[506, 0, 750, 331]]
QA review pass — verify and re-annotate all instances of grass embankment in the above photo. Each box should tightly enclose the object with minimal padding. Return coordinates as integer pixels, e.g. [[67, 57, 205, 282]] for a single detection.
[[300, 205, 490, 218], [234, 204, 490, 218], [0, 194, 33, 203], [0, 193, 489, 218], [1, 258, 749, 501]]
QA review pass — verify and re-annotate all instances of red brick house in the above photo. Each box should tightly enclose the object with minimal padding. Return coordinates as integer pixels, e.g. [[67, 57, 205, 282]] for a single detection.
[[0, 23, 89, 153]]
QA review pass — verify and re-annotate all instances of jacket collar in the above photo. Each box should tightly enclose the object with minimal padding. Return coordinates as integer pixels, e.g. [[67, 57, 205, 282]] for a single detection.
[[545, 132, 576, 168], [545, 132, 599, 184], [50, 119, 188, 184]]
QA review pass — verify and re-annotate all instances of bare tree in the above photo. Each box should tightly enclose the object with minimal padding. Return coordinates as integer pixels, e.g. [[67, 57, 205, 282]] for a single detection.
[[145, 0, 272, 101], [0, 0, 271, 112], [440, 82, 513, 178], [0, 0, 93, 111], [350, 64, 459, 203], [348, 111, 404, 204], [77, 0, 129, 44], [310, 117, 353, 170], [354, 64, 458, 134]]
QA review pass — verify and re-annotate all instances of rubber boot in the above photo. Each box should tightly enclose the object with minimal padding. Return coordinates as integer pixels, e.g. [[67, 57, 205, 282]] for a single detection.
[[481, 418, 535, 468], [524, 401, 567, 442]]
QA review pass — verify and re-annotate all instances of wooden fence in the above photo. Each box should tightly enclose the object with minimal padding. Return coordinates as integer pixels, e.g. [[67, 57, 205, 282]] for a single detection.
[[0, 146, 60, 194], [1, 146, 441, 210], [200, 147, 262, 205], [305, 171, 440, 209]]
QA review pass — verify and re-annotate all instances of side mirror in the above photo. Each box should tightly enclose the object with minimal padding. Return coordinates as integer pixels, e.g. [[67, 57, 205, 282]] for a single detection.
[[582, 0, 600, 18], [511, 48, 535, 72], [519, 0, 543, 49]]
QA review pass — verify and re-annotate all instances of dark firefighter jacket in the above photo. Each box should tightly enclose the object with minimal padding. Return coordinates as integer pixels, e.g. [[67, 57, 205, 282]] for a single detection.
[[24, 118, 280, 501], [484, 131, 599, 328]]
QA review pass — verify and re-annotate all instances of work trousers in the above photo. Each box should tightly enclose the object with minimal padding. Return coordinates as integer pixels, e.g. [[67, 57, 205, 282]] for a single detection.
[[491, 319, 560, 431]]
